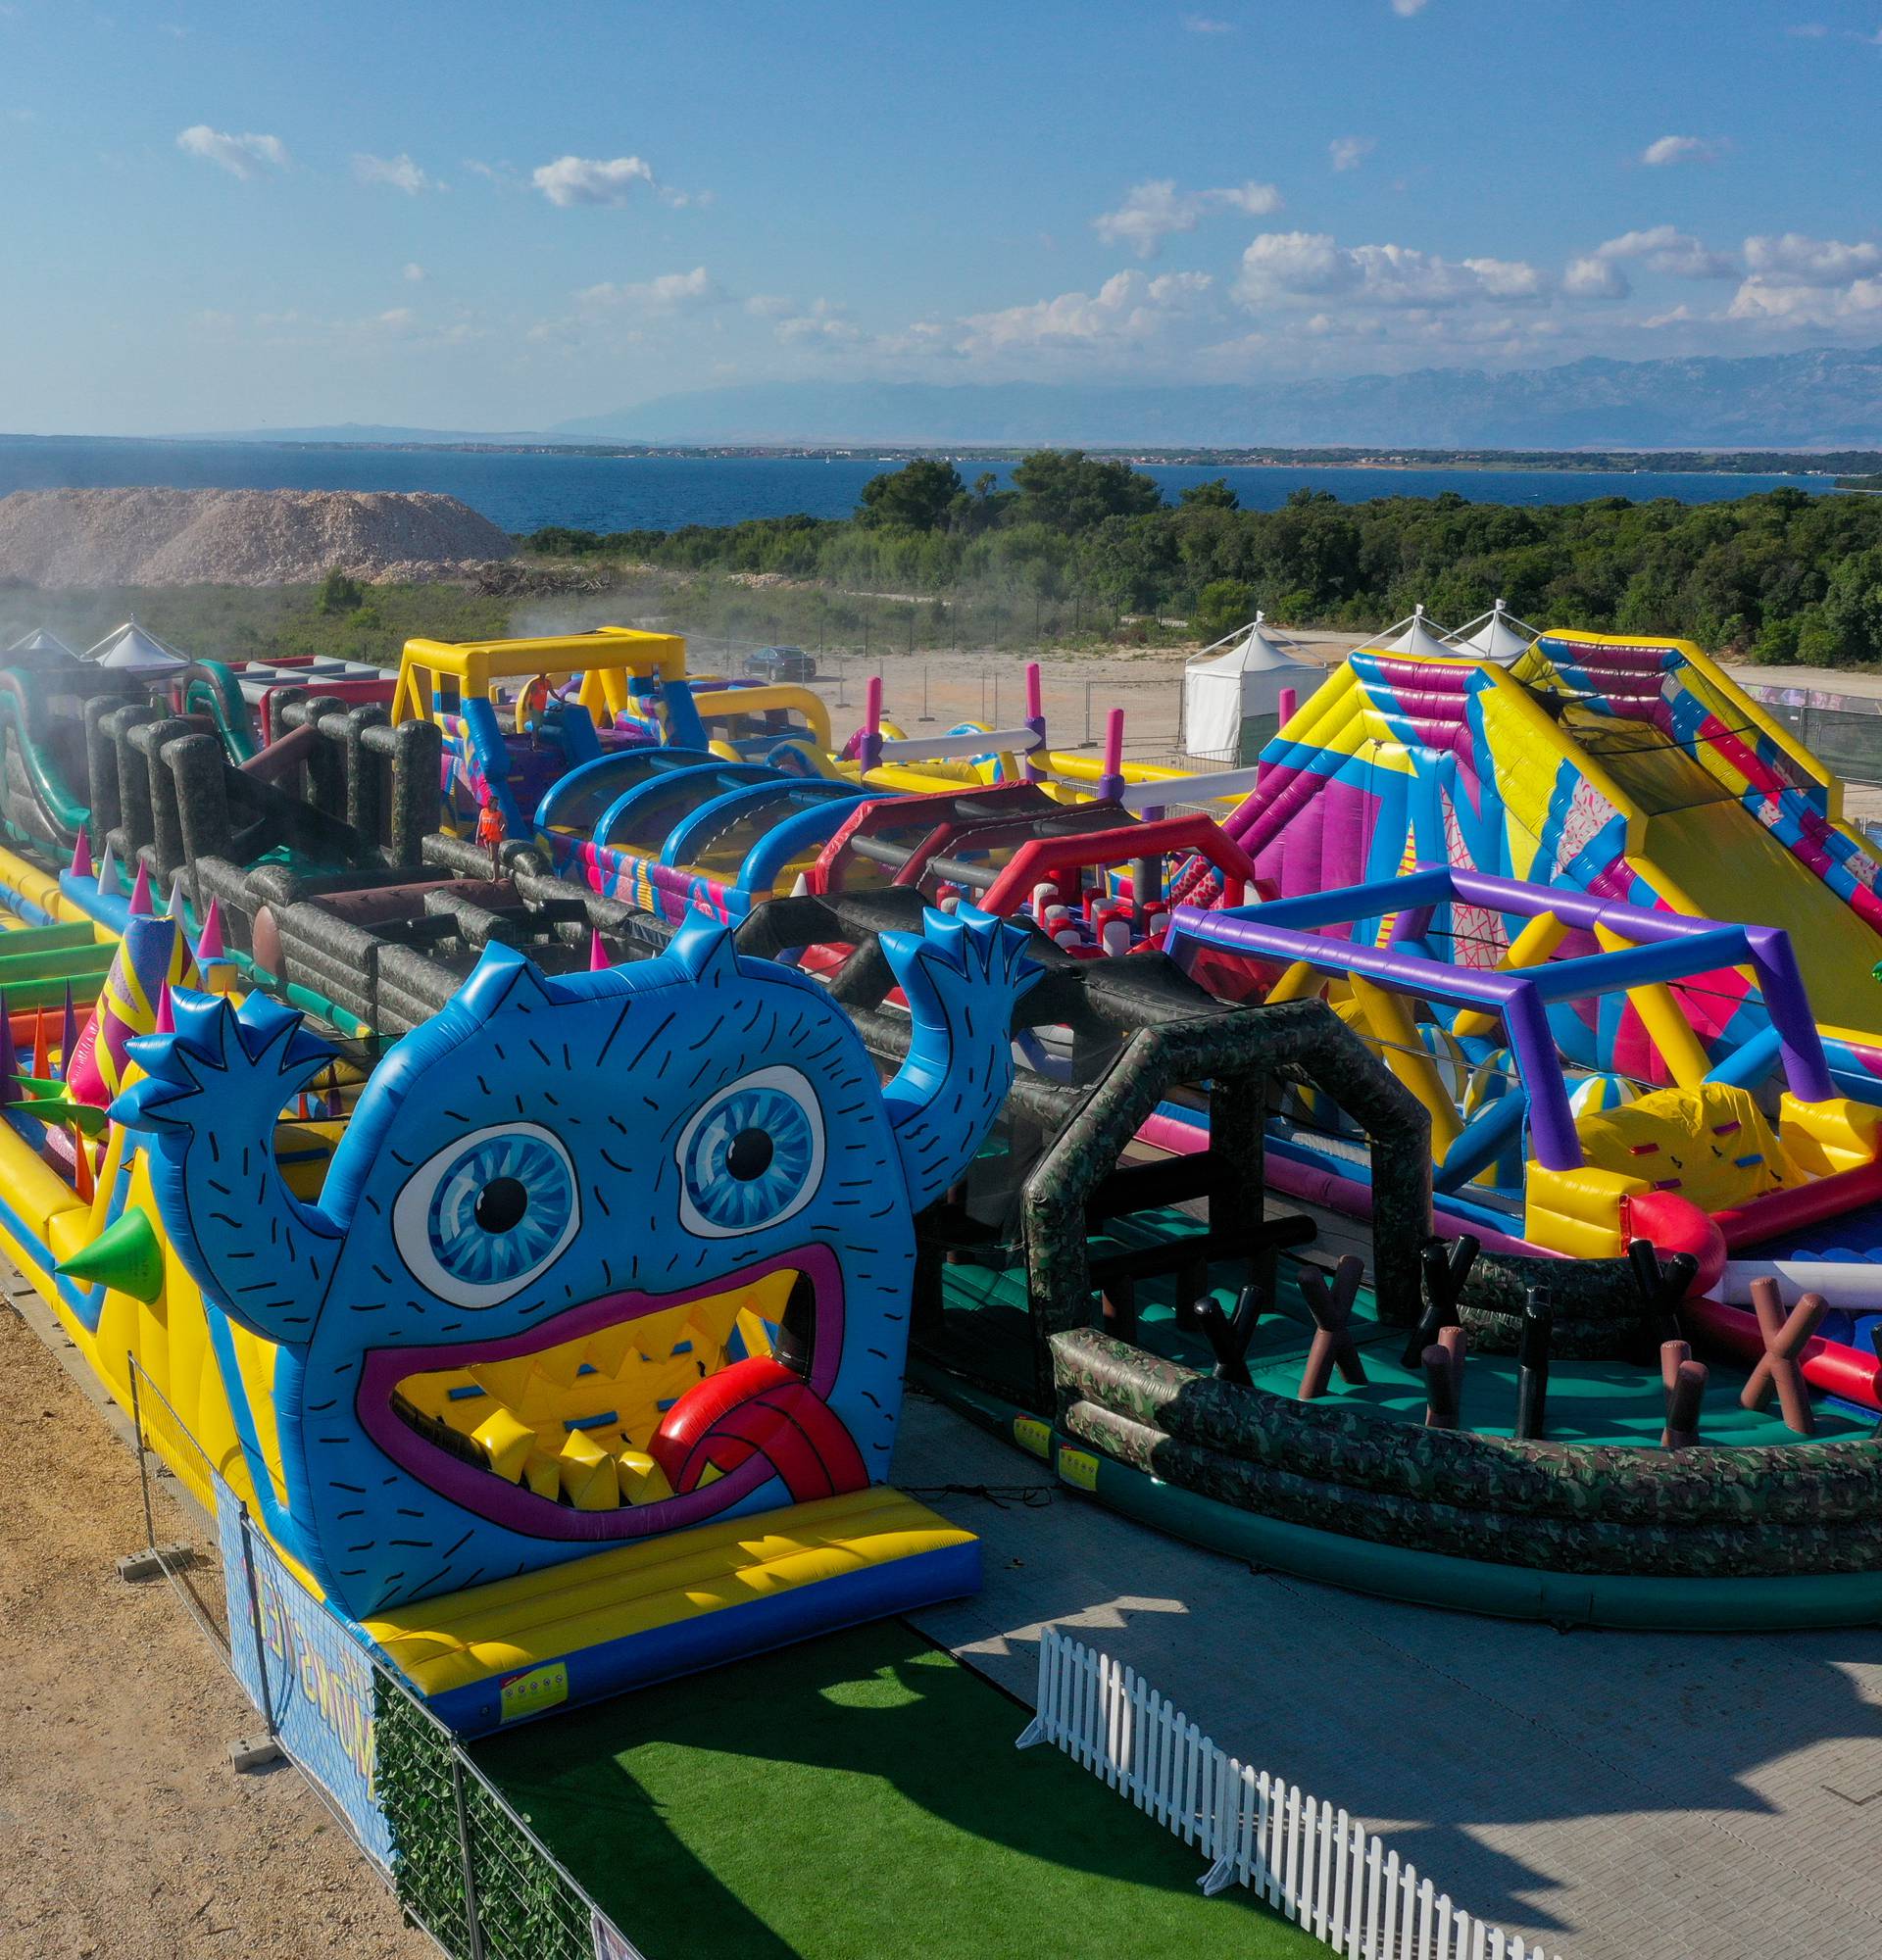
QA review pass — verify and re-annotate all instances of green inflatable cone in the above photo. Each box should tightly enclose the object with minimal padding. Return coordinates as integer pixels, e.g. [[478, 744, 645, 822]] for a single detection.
[[57, 1207, 164, 1303]]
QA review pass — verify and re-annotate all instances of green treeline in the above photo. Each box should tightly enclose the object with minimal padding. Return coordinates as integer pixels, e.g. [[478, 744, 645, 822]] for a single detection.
[[523, 452, 1882, 665]]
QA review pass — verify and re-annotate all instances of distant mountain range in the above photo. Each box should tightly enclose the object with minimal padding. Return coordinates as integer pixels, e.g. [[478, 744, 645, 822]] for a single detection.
[[551, 345, 1882, 450], [162, 344, 1882, 453]]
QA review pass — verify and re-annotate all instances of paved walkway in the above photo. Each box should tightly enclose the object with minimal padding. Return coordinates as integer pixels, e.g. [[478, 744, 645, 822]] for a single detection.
[[898, 1393, 1882, 1960]]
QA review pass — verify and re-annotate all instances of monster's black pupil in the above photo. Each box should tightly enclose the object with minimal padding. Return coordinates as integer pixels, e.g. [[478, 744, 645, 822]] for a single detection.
[[726, 1128, 773, 1181], [474, 1176, 529, 1234]]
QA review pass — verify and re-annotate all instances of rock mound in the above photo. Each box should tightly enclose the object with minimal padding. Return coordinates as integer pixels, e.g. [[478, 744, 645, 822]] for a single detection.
[[0, 487, 516, 588]]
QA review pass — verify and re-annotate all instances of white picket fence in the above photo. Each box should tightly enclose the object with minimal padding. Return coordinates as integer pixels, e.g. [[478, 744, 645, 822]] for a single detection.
[[1016, 1629, 1562, 1960]]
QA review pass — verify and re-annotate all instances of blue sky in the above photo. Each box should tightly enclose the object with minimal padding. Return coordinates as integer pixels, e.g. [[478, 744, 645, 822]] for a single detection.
[[1, 0, 1879, 433]]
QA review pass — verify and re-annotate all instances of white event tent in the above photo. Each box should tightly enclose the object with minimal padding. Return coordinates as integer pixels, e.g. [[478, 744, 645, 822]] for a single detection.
[[6, 627, 76, 659], [1374, 604, 1459, 661], [1455, 598, 1541, 664], [1180, 612, 1322, 762], [84, 618, 189, 673]]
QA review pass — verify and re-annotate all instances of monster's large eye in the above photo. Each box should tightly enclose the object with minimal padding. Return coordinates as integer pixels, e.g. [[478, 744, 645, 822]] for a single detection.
[[677, 1065, 825, 1239], [391, 1123, 579, 1307]]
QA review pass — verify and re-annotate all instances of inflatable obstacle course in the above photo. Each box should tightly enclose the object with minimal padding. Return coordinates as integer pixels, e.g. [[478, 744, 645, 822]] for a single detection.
[[3, 610, 1882, 1680]]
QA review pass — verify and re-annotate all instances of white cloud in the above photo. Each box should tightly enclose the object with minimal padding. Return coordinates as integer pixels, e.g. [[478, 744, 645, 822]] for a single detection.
[[1213, 181, 1284, 217], [953, 270, 1215, 354], [1563, 224, 1738, 298], [1728, 236, 1882, 325], [1563, 255, 1628, 300], [1390, 0, 1430, 15], [1329, 135, 1376, 172], [1183, 14, 1233, 29], [403, 263, 428, 283], [744, 293, 795, 318], [192, 303, 483, 349], [1593, 224, 1737, 278], [176, 124, 288, 180], [1727, 276, 1882, 325], [578, 266, 723, 313], [531, 154, 656, 207], [1786, 23, 1829, 36], [1639, 134, 1720, 167], [1743, 231, 1882, 285], [1235, 231, 1545, 309], [354, 152, 439, 195], [1288, 309, 1554, 351], [775, 299, 867, 346], [1093, 177, 1282, 257]]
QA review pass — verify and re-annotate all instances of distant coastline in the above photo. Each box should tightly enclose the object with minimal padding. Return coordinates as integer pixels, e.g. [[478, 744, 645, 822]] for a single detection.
[[1, 429, 1875, 477], [0, 437, 1844, 538]]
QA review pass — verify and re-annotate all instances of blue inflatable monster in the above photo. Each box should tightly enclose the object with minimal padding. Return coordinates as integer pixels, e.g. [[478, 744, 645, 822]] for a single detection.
[[116, 907, 1036, 1621]]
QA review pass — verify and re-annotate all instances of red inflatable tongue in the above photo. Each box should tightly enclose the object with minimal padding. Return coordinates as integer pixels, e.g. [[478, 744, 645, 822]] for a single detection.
[[648, 1356, 867, 1501]]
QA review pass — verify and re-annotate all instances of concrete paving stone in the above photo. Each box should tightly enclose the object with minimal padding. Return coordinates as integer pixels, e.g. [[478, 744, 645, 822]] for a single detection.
[[898, 1391, 1882, 1960]]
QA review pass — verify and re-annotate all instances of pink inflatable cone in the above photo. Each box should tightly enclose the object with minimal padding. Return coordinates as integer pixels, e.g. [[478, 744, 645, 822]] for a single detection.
[[193, 898, 224, 965], [59, 984, 76, 1085], [127, 861, 152, 917], [66, 915, 199, 1105]]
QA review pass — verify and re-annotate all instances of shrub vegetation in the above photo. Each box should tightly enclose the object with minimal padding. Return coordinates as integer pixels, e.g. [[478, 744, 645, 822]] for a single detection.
[[522, 455, 1882, 664]]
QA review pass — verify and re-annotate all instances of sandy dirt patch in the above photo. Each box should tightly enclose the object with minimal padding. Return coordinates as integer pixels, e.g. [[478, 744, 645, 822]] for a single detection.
[[0, 1304, 429, 1960]]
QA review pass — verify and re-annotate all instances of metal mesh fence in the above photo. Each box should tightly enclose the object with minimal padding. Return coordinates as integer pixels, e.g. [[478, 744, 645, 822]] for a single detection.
[[122, 1368, 644, 1960], [127, 1357, 231, 1655], [373, 1678, 619, 1960], [672, 634, 1195, 761], [1741, 684, 1882, 787]]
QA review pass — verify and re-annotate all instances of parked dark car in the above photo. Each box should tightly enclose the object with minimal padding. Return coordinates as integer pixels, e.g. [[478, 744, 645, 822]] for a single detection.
[[744, 645, 817, 684]]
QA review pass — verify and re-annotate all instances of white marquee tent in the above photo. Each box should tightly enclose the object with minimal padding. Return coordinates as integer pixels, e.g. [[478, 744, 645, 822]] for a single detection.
[[1374, 605, 1459, 661], [1455, 598, 1541, 664], [1181, 612, 1322, 762], [6, 627, 75, 659], [84, 618, 188, 673]]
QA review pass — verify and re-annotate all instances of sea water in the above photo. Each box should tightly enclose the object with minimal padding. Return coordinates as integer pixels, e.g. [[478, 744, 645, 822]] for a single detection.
[[0, 435, 1829, 536]]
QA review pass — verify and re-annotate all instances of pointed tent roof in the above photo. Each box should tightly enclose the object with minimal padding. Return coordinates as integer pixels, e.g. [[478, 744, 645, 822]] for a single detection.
[[1457, 598, 1540, 664], [1375, 604, 1458, 661], [6, 627, 75, 659], [84, 619, 188, 672], [1187, 611, 1318, 677]]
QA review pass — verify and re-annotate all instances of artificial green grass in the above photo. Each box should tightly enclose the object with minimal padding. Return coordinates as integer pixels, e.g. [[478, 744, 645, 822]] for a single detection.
[[473, 1621, 1319, 1960]]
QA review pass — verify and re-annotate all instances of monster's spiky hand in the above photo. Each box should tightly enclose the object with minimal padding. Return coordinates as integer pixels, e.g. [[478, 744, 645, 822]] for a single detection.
[[880, 906, 1039, 1212], [117, 992, 340, 1341]]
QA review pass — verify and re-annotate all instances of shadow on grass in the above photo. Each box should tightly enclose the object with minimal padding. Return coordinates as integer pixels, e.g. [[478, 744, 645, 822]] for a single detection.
[[474, 1621, 1312, 1960]]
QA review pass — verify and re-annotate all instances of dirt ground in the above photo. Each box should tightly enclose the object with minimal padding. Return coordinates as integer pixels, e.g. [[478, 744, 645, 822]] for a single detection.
[[0, 1304, 430, 1960], [749, 631, 1366, 766]]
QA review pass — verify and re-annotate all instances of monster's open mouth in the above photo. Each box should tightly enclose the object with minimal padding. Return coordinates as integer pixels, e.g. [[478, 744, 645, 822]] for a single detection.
[[356, 1245, 847, 1542]]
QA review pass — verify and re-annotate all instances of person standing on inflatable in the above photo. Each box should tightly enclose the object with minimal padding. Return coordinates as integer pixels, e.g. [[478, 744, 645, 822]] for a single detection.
[[475, 790, 506, 878]]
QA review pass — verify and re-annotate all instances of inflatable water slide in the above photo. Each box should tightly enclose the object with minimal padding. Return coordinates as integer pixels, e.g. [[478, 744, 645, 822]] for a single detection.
[[1220, 629, 1882, 1092]]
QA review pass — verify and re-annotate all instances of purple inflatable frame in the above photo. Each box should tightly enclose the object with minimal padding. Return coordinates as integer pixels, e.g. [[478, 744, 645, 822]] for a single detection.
[[1169, 863, 1829, 1173]]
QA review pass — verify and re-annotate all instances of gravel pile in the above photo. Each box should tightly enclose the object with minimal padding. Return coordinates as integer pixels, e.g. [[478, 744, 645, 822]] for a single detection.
[[0, 487, 516, 587]]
